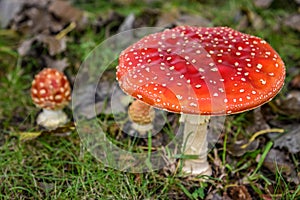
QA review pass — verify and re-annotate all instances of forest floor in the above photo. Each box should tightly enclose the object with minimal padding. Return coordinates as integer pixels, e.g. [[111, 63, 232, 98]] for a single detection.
[[0, 0, 300, 199]]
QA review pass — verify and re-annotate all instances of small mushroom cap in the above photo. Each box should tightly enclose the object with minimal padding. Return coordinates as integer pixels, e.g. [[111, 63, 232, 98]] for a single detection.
[[31, 68, 71, 110], [116, 26, 285, 115]]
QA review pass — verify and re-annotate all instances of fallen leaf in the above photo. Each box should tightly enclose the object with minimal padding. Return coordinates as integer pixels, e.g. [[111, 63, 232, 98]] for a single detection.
[[23, 7, 53, 34], [155, 7, 180, 27], [72, 84, 98, 110], [0, 0, 25, 28], [207, 116, 225, 147], [245, 108, 270, 135], [133, 9, 160, 28], [24, 0, 50, 7], [228, 139, 260, 157], [94, 11, 124, 32], [17, 131, 42, 141], [10, 6, 55, 35], [273, 124, 300, 154], [275, 92, 300, 117], [18, 34, 67, 56], [9, 0, 84, 35], [228, 185, 252, 200], [43, 56, 69, 72], [42, 122, 75, 136], [48, 0, 84, 23], [284, 14, 300, 32], [36, 34, 67, 56], [72, 81, 115, 119], [156, 9, 211, 28], [253, 0, 274, 8], [76, 101, 107, 120], [17, 38, 35, 56], [286, 90, 300, 102], [263, 149, 293, 175], [291, 74, 300, 89], [118, 13, 135, 33], [16, 122, 75, 141], [263, 148, 300, 184]]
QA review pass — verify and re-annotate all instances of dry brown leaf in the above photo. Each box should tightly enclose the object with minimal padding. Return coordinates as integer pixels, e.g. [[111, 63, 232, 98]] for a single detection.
[[18, 33, 67, 56], [18, 38, 34, 56], [286, 90, 300, 101], [276, 91, 300, 117], [24, 0, 50, 7], [246, 108, 270, 135], [94, 11, 124, 32], [36, 34, 67, 56], [273, 124, 300, 154], [253, 0, 274, 8], [48, 0, 84, 23], [72, 83, 111, 119], [10, 0, 85, 35], [133, 9, 160, 28], [118, 13, 135, 33], [155, 8, 180, 27], [227, 139, 260, 157], [24, 7, 53, 34], [291, 74, 300, 89], [263, 148, 300, 184], [263, 149, 293, 175], [43, 56, 69, 71], [0, 0, 25, 28], [228, 185, 252, 200], [10, 6, 55, 35], [156, 9, 211, 28]]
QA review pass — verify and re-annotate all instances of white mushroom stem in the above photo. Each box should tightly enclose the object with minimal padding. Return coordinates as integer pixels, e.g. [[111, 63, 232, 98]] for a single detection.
[[180, 114, 212, 176], [37, 109, 68, 130]]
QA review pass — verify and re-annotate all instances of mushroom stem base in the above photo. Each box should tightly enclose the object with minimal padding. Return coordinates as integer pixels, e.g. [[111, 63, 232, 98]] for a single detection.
[[37, 109, 68, 130], [131, 122, 154, 135], [180, 114, 211, 176], [181, 159, 212, 176]]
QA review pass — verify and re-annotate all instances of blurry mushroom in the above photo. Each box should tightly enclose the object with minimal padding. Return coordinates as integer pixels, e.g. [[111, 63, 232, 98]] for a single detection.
[[116, 26, 285, 175], [128, 99, 155, 135], [31, 68, 71, 130]]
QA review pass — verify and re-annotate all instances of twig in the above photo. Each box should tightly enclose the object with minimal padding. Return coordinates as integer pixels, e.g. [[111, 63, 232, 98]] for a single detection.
[[241, 128, 284, 149]]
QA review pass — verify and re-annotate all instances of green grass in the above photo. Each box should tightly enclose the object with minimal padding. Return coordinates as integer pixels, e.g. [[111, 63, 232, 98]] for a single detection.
[[1, 0, 300, 199], [0, 134, 211, 199]]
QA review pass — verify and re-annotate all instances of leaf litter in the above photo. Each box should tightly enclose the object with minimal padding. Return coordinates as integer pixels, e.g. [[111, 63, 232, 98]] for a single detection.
[[1, 0, 300, 199]]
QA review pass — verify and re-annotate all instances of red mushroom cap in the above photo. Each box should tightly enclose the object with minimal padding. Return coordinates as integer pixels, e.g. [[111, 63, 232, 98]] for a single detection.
[[116, 26, 285, 115], [31, 68, 71, 110]]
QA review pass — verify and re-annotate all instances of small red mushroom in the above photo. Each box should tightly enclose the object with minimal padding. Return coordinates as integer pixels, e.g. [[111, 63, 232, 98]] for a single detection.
[[116, 26, 285, 175], [31, 68, 71, 130]]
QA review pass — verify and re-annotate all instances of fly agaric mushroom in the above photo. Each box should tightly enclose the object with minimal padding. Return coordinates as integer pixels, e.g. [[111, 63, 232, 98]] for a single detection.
[[116, 26, 285, 175], [31, 68, 71, 130], [128, 99, 155, 134]]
